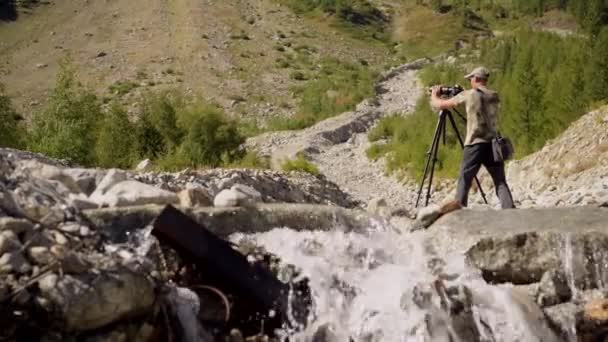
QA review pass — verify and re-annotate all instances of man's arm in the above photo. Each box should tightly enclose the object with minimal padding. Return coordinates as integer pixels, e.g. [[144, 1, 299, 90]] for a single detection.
[[430, 85, 466, 110]]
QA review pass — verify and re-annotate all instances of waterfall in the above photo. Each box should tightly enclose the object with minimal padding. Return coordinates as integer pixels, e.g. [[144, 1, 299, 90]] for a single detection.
[[231, 223, 560, 342]]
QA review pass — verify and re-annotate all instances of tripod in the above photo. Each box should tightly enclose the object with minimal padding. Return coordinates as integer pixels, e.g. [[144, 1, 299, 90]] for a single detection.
[[415, 109, 488, 208]]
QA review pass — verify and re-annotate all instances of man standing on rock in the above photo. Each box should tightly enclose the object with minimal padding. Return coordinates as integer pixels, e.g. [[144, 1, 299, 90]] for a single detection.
[[430, 66, 515, 209]]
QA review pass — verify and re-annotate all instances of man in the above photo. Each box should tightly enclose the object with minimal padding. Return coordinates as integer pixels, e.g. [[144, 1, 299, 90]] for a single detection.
[[430, 66, 515, 209]]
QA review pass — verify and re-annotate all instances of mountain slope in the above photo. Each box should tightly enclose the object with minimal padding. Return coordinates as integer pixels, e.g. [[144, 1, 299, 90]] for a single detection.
[[0, 0, 392, 118]]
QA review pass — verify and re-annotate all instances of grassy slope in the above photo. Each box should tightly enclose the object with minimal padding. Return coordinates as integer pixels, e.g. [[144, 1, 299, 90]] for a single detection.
[[0, 0, 392, 120]]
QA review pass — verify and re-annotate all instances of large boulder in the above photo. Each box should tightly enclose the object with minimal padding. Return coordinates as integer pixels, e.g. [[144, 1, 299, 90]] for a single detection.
[[426, 207, 608, 254], [38, 269, 155, 332], [466, 231, 608, 287], [90, 180, 179, 207]]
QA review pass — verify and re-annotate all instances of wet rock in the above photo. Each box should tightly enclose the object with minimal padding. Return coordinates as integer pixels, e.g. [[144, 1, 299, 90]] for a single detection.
[[0, 251, 32, 274], [39, 270, 155, 331], [50, 245, 92, 274], [91, 180, 179, 207], [367, 197, 387, 215], [27, 246, 55, 265], [0, 230, 22, 254], [466, 231, 608, 286], [0, 217, 34, 235], [537, 270, 572, 307], [178, 185, 212, 207], [543, 302, 579, 339], [25, 229, 56, 248], [411, 204, 441, 231]]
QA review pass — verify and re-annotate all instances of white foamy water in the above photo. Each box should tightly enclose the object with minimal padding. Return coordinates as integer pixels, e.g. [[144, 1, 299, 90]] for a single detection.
[[232, 223, 561, 342]]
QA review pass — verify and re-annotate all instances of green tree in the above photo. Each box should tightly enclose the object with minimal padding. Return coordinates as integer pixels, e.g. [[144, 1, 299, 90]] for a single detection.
[[95, 103, 136, 168], [0, 84, 25, 148], [504, 48, 545, 153], [28, 61, 101, 165]]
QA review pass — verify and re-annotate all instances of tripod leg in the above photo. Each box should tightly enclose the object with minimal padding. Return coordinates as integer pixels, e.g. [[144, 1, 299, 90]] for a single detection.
[[446, 112, 488, 205], [415, 113, 445, 208], [425, 115, 445, 207]]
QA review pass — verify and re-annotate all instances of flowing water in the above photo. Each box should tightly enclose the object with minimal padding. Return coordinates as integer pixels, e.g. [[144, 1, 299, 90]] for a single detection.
[[125, 221, 562, 341], [231, 222, 561, 342]]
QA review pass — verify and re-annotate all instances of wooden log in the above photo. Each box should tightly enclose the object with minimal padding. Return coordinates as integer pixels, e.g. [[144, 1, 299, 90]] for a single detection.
[[152, 205, 310, 329]]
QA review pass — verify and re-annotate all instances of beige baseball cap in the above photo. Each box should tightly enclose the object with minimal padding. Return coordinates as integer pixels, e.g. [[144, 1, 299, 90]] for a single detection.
[[464, 66, 490, 80]]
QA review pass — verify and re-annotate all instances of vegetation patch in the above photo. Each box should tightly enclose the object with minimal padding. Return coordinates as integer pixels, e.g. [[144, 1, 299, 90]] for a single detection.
[[268, 57, 377, 131], [108, 80, 139, 96], [281, 153, 320, 175], [275, 0, 389, 42]]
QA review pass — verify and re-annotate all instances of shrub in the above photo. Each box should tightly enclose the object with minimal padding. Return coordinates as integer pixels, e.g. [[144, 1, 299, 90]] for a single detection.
[[281, 153, 320, 175], [153, 100, 245, 170], [0, 84, 25, 149], [108, 80, 139, 96], [28, 61, 102, 166], [95, 103, 136, 168]]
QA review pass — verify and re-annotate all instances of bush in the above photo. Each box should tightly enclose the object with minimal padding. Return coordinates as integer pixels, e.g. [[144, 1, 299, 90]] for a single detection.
[[0, 84, 25, 148], [108, 80, 139, 96], [28, 61, 102, 166], [172, 101, 245, 168], [95, 103, 136, 168], [281, 153, 320, 175]]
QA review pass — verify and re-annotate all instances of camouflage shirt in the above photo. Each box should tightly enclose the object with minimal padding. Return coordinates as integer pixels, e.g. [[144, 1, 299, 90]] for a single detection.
[[451, 85, 500, 146]]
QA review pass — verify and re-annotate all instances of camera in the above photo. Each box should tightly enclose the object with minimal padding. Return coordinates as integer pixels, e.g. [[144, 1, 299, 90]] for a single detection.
[[429, 84, 464, 98]]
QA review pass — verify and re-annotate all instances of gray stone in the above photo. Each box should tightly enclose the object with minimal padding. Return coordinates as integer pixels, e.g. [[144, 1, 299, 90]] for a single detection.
[[58, 222, 82, 234], [27, 246, 55, 265], [68, 193, 99, 210], [178, 185, 212, 207], [52, 231, 69, 245], [39, 270, 155, 331], [0, 217, 34, 235], [63, 168, 103, 195], [21, 162, 83, 194], [38, 273, 59, 292], [91, 169, 128, 198], [213, 189, 251, 208], [231, 184, 262, 202], [0, 251, 32, 274], [135, 159, 153, 172], [0, 230, 22, 255], [91, 180, 179, 207]]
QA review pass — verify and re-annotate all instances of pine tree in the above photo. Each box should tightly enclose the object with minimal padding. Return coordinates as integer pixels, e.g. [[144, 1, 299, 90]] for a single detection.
[[507, 48, 545, 153], [584, 27, 608, 104]]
